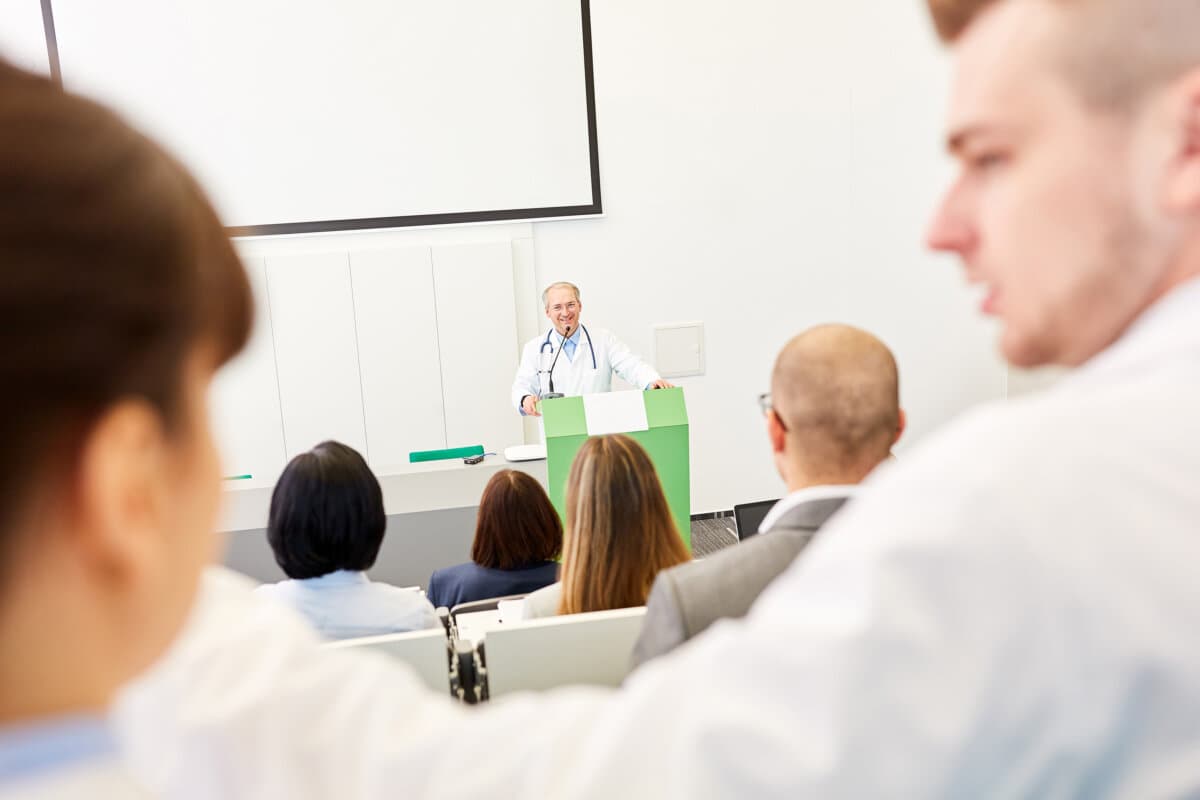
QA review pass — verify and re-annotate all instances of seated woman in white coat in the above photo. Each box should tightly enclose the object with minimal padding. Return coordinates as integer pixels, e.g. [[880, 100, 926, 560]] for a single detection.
[[511, 282, 674, 417], [255, 441, 437, 639], [0, 60, 254, 799]]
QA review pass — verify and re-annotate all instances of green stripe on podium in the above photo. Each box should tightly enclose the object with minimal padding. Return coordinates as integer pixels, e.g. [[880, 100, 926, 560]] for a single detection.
[[541, 395, 587, 438]]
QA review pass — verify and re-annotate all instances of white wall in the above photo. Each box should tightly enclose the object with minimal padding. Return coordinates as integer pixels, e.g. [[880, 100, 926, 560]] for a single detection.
[[214, 2, 1007, 513], [528, 1, 1007, 512]]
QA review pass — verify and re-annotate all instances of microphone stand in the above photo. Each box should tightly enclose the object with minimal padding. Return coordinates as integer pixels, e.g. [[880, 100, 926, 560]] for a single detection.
[[541, 324, 571, 400]]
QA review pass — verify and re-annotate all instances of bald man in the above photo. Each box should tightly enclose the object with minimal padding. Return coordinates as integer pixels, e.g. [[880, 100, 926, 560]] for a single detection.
[[631, 325, 905, 666]]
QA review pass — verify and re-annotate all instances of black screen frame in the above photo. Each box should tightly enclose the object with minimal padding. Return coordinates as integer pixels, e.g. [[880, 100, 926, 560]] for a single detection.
[[41, 0, 603, 237]]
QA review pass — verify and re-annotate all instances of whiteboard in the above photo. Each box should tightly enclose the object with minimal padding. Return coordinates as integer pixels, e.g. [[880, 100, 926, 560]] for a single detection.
[[43, 0, 601, 234]]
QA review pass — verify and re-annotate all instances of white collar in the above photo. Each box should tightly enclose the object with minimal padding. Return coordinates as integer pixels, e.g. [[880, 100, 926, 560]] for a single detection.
[[297, 570, 370, 587], [547, 326, 584, 345], [758, 484, 858, 534]]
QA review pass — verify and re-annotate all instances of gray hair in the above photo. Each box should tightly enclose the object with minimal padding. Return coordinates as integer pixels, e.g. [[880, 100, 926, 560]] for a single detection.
[[542, 281, 581, 309]]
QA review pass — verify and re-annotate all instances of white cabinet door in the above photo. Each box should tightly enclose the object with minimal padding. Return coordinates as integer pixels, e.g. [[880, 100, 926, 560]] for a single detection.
[[209, 256, 287, 484], [432, 242, 523, 452], [351, 247, 447, 468], [266, 252, 368, 459]]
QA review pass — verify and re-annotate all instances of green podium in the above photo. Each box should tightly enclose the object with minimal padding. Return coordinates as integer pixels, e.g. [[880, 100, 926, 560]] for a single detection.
[[542, 388, 691, 551]]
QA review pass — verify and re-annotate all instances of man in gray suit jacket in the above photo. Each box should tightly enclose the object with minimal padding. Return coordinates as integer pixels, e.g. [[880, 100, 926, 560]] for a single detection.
[[631, 324, 905, 668]]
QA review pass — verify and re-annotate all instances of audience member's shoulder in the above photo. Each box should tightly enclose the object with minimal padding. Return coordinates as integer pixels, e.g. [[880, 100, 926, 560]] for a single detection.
[[431, 561, 473, 581], [368, 579, 426, 601], [876, 390, 1075, 497], [656, 533, 800, 603], [251, 579, 283, 599], [521, 582, 561, 619], [895, 371, 1157, 504]]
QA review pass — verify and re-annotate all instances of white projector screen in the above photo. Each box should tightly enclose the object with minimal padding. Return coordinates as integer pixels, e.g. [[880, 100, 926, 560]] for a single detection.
[[41, 0, 601, 235]]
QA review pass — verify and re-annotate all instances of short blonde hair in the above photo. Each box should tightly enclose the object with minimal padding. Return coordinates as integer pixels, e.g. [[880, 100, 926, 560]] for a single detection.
[[542, 281, 581, 309], [927, 0, 1200, 108]]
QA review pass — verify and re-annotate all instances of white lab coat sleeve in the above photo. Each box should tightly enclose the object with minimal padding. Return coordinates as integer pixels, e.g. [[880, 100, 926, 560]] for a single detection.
[[511, 338, 541, 412], [113, 567, 476, 800], [604, 330, 661, 389], [111, 410, 1068, 799]]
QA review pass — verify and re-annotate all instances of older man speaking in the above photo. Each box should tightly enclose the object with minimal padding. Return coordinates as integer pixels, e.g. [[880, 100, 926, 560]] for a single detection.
[[510, 281, 672, 417]]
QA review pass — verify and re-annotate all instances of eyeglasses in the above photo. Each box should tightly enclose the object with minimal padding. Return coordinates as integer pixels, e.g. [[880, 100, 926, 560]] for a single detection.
[[758, 392, 788, 431], [757, 392, 772, 416]]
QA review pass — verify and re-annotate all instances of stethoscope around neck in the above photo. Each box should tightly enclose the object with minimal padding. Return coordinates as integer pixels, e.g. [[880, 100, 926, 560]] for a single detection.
[[539, 324, 597, 376]]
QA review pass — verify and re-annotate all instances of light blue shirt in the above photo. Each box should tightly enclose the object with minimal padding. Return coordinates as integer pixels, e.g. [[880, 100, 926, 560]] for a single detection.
[[559, 328, 581, 362], [0, 715, 115, 786], [254, 570, 438, 640]]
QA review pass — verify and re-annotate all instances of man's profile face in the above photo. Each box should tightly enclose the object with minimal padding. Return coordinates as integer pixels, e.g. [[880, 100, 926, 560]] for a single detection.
[[926, 2, 1171, 367]]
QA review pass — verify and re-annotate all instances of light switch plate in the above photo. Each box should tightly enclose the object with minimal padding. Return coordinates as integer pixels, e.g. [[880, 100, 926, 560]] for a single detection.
[[654, 322, 705, 378]]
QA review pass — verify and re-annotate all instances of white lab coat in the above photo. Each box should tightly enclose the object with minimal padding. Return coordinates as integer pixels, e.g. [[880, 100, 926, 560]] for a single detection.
[[0, 759, 150, 800], [510, 326, 661, 412], [116, 279, 1200, 797]]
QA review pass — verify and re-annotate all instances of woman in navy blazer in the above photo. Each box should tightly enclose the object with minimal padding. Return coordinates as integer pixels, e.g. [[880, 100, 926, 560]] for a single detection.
[[427, 470, 561, 609]]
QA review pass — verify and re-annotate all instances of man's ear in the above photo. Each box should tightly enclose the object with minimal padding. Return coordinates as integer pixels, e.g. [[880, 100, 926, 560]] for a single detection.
[[894, 408, 907, 446], [1163, 68, 1200, 214], [72, 400, 167, 586], [765, 409, 788, 455]]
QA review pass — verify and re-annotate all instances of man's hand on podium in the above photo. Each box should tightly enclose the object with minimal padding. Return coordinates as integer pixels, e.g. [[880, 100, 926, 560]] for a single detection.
[[522, 395, 542, 416], [648, 379, 675, 390]]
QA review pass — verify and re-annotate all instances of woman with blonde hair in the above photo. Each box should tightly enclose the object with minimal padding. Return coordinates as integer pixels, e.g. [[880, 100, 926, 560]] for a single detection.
[[521, 434, 690, 618]]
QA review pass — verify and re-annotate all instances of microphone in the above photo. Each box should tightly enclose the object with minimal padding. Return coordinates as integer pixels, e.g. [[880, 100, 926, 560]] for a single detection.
[[544, 324, 571, 399]]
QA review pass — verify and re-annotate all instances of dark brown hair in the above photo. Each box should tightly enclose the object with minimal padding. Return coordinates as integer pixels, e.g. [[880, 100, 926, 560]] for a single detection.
[[558, 435, 690, 615], [471, 470, 562, 570], [0, 62, 252, 562]]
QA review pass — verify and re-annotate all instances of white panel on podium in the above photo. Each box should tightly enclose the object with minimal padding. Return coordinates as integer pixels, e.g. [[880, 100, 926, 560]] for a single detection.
[[209, 256, 287, 484], [266, 252, 367, 458], [350, 247, 447, 466], [432, 242, 522, 451], [582, 391, 650, 435]]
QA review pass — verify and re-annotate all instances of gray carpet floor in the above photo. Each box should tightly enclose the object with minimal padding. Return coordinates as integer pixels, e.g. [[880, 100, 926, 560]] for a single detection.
[[690, 517, 740, 558]]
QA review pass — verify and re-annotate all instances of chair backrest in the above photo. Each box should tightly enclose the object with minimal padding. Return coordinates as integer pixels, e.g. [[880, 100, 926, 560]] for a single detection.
[[481, 607, 646, 697], [324, 628, 452, 696], [450, 593, 527, 623], [732, 498, 778, 540], [453, 608, 504, 645]]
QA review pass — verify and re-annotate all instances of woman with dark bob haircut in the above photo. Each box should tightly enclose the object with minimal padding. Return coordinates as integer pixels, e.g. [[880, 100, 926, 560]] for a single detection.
[[426, 469, 562, 608], [255, 440, 437, 639]]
